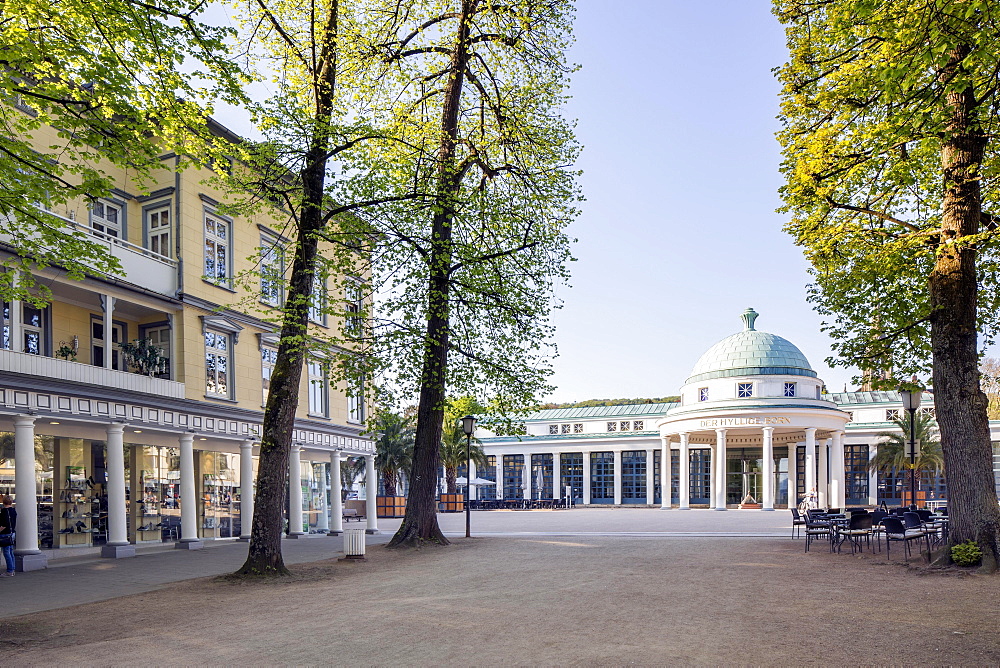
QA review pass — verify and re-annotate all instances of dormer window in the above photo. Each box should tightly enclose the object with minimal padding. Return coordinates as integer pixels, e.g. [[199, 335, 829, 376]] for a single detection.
[[738, 383, 753, 398], [699, 387, 709, 402]]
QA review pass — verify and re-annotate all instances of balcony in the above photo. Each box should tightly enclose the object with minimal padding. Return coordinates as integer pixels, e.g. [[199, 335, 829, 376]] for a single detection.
[[0, 210, 179, 297], [0, 349, 185, 399]]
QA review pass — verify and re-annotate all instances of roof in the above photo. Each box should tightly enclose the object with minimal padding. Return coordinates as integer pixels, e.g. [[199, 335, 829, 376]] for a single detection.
[[686, 310, 815, 384], [509, 403, 674, 422], [827, 391, 933, 406]]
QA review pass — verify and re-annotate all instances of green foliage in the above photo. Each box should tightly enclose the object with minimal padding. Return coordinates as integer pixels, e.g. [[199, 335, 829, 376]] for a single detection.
[[0, 0, 243, 303], [869, 413, 944, 475], [54, 344, 77, 362], [773, 0, 1000, 384], [951, 540, 983, 567], [119, 339, 168, 377], [372, 412, 414, 497]]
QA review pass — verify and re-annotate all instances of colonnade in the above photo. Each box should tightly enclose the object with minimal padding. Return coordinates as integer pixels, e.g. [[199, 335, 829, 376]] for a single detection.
[[8, 414, 375, 571]]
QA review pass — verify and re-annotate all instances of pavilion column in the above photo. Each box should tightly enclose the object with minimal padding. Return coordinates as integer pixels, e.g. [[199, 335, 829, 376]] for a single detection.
[[708, 445, 716, 510], [658, 438, 670, 509], [645, 448, 654, 505], [678, 433, 690, 509], [287, 444, 305, 537], [613, 450, 622, 505], [804, 428, 817, 506], [316, 461, 330, 533], [788, 442, 798, 508], [239, 440, 255, 541], [582, 452, 591, 505], [868, 444, 879, 506], [329, 450, 343, 535], [830, 431, 846, 510], [762, 427, 775, 511], [365, 454, 379, 534], [470, 460, 478, 501], [552, 453, 561, 503], [176, 432, 203, 549], [13, 415, 46, 571], [714, 429, 728, 510], [496, 457, 504, 500], [818, 437, 830, 508], [102, 422, 134, 558]]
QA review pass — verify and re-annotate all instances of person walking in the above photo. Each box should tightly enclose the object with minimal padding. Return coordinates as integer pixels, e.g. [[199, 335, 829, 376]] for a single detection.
[[0, 495, 16, 576]]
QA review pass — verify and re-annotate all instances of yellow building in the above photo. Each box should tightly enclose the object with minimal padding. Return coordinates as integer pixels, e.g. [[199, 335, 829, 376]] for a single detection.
[[0, 117, 375, 570]]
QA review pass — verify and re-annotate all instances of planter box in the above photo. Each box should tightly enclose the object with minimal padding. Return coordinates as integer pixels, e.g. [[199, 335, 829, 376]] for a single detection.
[[439, 493, 464, 513], [377, 495, 407, 518]]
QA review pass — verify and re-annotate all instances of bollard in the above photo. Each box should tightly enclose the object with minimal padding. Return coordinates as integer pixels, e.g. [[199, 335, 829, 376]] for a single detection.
[[339, 528, 366, 562]]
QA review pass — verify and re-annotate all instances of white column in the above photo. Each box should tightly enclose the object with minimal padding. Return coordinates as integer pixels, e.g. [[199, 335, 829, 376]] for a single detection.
[[287, 444, 305, 536], [582, 452, 592, 505], [762, 427, 775, 511], [868, 444, 879, 506], [176, 432, 202, 548], [613, 450, 622, 505], [365, 454, 379, 534], [13, 415, 45, 570], [316, 461, 329, 532], [469, 460, 478, 501], [818, 437, 830, 508], [329, 450, 343, 535], [804, 428, 817, 507], [714, 429, 728, 510], [101, 294, 115, 369], [239, 440, 254, 540], [645, 448, 655, 505], [659, 438, 670, 509], [678, 433, 690, 510], [496, 457, 504, 500], [102, 423, 133, 558], [789, 442, 799, 508], [831, 431, 846, 510], [708, 444, 716, 510], [522, 456, 531, 500], [552, 453, 561, 502]]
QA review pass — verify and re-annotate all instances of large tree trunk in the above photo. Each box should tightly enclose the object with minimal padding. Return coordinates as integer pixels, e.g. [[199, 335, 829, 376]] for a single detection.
[[234, 4, 338, 576], [929, 45, 1000, 572], [387, 0, 475, 549]]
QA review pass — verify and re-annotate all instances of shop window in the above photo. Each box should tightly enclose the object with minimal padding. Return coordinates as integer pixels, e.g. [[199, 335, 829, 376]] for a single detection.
[[479, 455, 497, 500], [204, 212, 230, 287], [145, 204, 171, 258], [590, 452, 614, 503], [784, 382, 796, 397], [503, 454, 524, 499], [621, 450, 646, 503], [699, 387, 709, 402], [530, 453, 553, 500], [560, 452, 583, 501], [205, 330, 232, 397], [738, 382, 753, 398]]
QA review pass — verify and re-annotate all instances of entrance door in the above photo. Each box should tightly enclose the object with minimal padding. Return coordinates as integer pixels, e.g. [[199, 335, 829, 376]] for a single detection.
[[727, 449, 763, 506]]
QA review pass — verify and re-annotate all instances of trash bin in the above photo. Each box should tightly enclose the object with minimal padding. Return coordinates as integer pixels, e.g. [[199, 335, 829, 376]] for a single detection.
[[341, 528, 366, 561]]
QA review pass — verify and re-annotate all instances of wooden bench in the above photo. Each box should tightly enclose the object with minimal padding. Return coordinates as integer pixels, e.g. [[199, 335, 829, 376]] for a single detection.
[[343, 508, 364, 521]]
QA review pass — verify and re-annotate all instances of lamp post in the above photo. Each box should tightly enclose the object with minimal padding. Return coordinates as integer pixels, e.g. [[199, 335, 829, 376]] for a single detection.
[[461, 415, 477, 538], [899, 387, 922, 509]]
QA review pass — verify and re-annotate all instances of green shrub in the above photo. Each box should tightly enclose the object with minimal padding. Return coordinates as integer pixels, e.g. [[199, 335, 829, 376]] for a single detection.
[[951, 540, 983, 567]]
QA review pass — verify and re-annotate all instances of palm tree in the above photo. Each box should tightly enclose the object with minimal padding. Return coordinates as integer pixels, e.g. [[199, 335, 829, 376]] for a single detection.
[[869, 413, 944, 501], [340, 457, 365, 502], [373, 412, 414, 497], [440, 419, 488, 495]]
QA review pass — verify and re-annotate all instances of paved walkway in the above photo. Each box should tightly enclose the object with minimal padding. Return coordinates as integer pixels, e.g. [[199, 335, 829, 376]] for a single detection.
[[2, 508, 789, 618]]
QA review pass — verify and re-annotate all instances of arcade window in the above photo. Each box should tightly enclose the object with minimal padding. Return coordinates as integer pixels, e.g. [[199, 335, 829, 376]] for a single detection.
[[699, 387, 709, 402], [738, 383, 753, 398], [784, 382, 796, 397]]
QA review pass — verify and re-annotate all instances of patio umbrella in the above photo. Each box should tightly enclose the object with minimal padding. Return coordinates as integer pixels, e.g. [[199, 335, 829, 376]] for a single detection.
[[455, 476, 496, 486]]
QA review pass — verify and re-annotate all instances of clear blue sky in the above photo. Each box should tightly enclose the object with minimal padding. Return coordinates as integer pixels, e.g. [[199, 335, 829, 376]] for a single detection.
[[544, 0, 860, 402]]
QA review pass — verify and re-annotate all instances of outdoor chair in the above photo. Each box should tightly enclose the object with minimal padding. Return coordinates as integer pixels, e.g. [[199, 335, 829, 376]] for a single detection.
[[915, 509, 933, 523], [790, 507, 806, 539], [869, 510, 888, 552], [882, 516, 927, 561], [804, 518, 832, 553], [835, 514, 873, 554]]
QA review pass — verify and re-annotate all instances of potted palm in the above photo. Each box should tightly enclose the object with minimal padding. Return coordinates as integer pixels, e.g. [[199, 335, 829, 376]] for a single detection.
[[869, 412, 944, 507], [439, 416, 489, 512], [373, 412, 414, 517]]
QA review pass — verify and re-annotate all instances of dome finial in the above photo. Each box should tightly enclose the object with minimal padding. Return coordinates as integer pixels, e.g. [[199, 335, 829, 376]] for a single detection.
[[741, 307, 758, 331]]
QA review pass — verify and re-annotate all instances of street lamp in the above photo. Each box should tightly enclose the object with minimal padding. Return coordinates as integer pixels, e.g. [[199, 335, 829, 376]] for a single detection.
[[899, 386, 923, 509], [461, 415, 477, 538]]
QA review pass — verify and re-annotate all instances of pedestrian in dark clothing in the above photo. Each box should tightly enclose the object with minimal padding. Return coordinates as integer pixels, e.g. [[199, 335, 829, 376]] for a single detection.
[[0, 495, 16, 576]]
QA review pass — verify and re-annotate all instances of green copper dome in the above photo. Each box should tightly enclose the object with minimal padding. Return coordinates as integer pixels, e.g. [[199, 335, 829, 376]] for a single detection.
[[685, 308, 817, 384]]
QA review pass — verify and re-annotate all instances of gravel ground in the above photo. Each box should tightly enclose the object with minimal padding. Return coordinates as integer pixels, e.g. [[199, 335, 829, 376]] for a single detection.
[[1, 532, 997, 665]]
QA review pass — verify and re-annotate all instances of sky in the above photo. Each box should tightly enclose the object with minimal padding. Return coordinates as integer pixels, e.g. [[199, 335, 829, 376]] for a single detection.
[[542, 0, 860, 402]]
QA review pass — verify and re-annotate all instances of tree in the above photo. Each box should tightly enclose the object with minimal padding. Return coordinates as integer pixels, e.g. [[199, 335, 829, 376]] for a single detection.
[[0, 0, 241, 303], [774, 0, 1000, 570], [439, 418, 488, 495], [870, 414, 945, 500], [373, 412, 414, 497], [342, 0, 578, 548], [979, 357, 1000, 420]]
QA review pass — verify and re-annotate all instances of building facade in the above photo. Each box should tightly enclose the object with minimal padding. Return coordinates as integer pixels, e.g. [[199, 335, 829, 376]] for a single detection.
[[1, 117, 375, 571], [475, 309, 1000, 510]]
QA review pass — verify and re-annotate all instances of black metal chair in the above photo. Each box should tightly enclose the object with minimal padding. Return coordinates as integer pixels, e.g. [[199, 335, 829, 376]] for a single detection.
[[882, 516, 927, 561], [835, 514, 874, 554], [790, 507, 806, 539], [804, 517, 832, 552]]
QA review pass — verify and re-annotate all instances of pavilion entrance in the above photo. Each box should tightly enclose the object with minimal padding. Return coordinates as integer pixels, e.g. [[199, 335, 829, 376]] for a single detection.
[[725, 446, 790, 507]]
